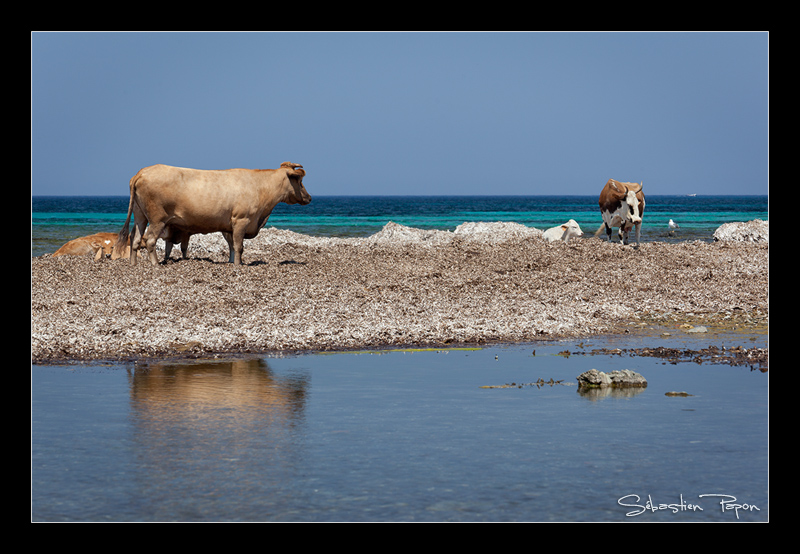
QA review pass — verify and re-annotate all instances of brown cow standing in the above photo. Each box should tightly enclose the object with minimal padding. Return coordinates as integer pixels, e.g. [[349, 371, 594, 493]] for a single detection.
[[114, 162, 311, 265], [596, 179, 645, 246]]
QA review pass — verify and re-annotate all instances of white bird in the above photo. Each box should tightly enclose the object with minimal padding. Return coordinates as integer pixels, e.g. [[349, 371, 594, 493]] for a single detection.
[[668, 219, 680, 233]]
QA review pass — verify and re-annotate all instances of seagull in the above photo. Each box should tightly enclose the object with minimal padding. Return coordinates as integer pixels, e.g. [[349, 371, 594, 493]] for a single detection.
[[668, 219, 680, 234]]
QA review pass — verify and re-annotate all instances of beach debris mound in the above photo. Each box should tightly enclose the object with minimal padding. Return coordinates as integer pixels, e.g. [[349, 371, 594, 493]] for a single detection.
[[453, 221, 543, 243], [713, 219, 768, 243], [359, 221, 453, 247], [163, 219, 766, 255], [174, 221, 545, 254], [577, 369, 648, 389]]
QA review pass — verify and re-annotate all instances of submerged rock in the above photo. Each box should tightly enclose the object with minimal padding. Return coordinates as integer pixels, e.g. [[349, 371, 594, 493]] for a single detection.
[[684, 325, 708, 333], [577, 369, 647, 389]]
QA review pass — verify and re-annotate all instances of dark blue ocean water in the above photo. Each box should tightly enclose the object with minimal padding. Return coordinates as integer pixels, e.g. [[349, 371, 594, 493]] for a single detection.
[[31, 195, 768, 256]]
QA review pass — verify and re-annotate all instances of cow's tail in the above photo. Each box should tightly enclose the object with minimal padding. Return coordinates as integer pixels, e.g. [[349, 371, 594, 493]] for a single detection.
[[594, 222, 606, 237], [112, 171, 138, 259]]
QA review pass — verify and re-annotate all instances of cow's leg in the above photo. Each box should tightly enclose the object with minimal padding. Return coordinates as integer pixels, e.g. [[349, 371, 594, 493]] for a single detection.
[[163, 239, 174, 262], [229, 223, 247, 265], [634, 222, 641, 247], [144, 222, 164, 266], [232, 225, 244, 265], [179, 233, 190, 259], [163, 228, 190, 262], [161, 226, 174, 262], [605, 223, 613, 242], [221, 232, 235, 263], [130, 212, 147, 266]]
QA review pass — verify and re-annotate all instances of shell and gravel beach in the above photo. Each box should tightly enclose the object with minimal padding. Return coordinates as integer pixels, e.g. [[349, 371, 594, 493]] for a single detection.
[[31, 221, 768, 364]]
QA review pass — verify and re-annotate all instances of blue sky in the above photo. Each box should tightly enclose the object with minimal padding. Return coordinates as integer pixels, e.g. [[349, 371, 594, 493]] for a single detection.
[[31, 32, 768, 197]]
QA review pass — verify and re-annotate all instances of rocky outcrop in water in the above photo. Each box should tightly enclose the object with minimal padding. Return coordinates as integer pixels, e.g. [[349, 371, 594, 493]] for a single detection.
[[576, 369, 647, 389]]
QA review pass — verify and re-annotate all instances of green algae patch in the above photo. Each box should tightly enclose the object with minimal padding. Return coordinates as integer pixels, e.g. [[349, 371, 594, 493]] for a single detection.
[[314, 347, 483, 356]]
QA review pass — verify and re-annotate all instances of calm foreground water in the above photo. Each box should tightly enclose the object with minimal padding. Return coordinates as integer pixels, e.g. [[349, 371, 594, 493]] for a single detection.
[[32, 332, 768, 522]]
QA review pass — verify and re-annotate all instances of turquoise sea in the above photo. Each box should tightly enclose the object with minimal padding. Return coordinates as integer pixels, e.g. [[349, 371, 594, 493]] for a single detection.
[[31, 195, 768, 256]]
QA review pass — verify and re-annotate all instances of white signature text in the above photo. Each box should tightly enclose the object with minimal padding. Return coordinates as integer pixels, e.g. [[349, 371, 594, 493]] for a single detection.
[[618, 493, 761, 519]]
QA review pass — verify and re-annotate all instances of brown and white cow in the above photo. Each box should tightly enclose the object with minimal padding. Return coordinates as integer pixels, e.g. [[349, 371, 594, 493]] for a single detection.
[[596, 179, 645, 246], [114, 162, 311, 265], [53, 232, 129, 260]]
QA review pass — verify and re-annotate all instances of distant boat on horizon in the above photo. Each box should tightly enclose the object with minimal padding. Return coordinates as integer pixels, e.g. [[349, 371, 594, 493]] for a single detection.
[[687, 193, 697, 197]]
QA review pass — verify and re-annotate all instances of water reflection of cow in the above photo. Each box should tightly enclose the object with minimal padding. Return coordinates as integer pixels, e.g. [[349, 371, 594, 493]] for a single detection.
[[129, 358, 308, 427]]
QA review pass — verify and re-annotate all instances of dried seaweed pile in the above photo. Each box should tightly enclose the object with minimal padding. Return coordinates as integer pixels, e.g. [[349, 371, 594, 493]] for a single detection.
[[31, 224, 768, 363]]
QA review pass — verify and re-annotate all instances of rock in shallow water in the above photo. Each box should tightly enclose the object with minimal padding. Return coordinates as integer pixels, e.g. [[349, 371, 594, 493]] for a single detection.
[[577, 369, 648, 388]]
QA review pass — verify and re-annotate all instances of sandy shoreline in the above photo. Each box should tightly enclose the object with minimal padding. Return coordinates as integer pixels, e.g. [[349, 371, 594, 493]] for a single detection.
[[31, 223, 768, 364]]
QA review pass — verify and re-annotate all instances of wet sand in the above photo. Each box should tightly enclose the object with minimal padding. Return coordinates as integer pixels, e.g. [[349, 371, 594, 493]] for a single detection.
[[31, 224, 768, 363]]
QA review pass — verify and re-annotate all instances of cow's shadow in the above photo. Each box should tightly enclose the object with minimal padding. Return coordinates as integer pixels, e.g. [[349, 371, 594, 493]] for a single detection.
[[162, 257, 307, 267]]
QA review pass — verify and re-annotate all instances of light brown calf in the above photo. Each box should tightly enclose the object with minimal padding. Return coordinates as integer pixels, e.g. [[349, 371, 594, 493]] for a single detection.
[[53, 232, 129, 260]]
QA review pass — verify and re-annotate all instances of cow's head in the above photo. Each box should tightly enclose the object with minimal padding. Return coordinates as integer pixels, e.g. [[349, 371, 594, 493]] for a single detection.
[[279, 162, 312, 205], [608, 180, 643, 226], [624, 184, 643, 225], [562, 219, 583, 239]]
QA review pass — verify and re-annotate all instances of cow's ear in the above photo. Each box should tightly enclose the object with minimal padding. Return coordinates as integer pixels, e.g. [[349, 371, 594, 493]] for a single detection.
[[286, 167, 306, 179], [280, 161, 305, 178]]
